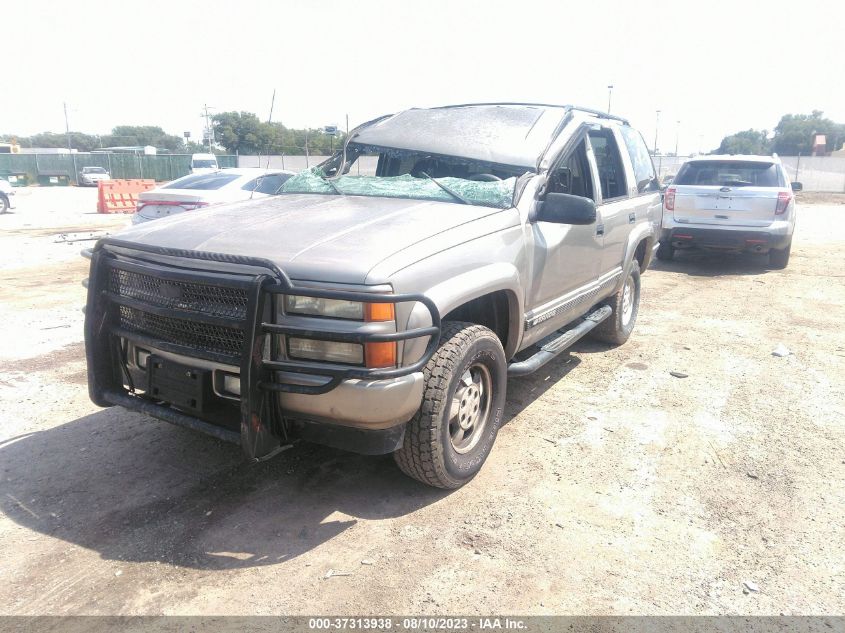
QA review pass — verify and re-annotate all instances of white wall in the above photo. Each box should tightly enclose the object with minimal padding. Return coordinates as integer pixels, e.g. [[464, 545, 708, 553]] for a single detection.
[[238, 154, 845, 192], [238, 155, 379, 175]]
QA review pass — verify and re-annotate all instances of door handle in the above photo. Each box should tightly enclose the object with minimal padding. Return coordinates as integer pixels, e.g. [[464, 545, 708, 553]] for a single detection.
[[596, 224, 605, 236], [628, 212, 636, 224]]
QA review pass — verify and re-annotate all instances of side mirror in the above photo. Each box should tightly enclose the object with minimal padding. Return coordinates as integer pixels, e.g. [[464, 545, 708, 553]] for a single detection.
[[791, 181, 803, 192], [532, 193, 596, 225]]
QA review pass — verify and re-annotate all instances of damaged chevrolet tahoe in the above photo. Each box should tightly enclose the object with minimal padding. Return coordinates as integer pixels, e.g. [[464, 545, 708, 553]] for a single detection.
[[84, 103, 662, 488]]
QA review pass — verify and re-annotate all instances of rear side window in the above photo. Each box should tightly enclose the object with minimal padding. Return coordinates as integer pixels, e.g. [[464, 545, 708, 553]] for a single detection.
[[675, 161, 783, 187], [619, 126, 658, 193], [163, 174, 240, 190], [241, 173, 292, 194], [588, 128, 628, 200]]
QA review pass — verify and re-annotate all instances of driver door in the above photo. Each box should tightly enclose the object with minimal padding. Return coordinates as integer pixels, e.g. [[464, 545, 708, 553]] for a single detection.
[[523, 134, 602, 343]]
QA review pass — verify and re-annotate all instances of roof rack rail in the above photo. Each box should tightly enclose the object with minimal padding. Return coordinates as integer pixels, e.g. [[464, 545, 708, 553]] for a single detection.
[[427, 102, 630, 125], [564, 105, 630, 125]]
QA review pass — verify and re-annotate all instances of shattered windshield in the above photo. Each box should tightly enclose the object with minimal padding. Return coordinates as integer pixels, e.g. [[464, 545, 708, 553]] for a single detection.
[[278, 143, 526, 209]]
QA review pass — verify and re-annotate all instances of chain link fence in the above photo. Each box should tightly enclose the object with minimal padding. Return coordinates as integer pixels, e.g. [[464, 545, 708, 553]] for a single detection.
[[0, 153, 237, 185]]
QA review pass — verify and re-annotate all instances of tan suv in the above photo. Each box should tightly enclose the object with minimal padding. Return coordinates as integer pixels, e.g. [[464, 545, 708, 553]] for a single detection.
[[658, 155, 801, 268], [84, 103, 660, 488]]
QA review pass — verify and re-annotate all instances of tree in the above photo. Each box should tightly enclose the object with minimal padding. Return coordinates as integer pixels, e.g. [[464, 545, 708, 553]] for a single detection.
[[103, 125, 184, 151], [715, 129, 770, 155], [771, 111, 845, 155], [10, 131, 101, 151], [212, 111, 345, 155], [3, 113, 347, 156], [212, 111, 267, 154]]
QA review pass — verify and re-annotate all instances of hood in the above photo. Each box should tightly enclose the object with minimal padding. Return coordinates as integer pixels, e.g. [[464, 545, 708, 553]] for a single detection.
[[113, 193, 510, 284]]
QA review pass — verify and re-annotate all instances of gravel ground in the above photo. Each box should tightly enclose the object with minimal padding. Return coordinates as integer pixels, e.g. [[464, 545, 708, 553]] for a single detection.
[[0, 189, 843, 615]]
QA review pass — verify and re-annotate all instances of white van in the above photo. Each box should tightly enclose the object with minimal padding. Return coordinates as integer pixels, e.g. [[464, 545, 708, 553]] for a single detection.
[[190, 153, 219, 174]]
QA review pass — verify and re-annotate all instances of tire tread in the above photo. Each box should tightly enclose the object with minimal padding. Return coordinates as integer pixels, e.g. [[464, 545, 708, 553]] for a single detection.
[[394, 322, 497, 489], [591, 260, 641, 346]]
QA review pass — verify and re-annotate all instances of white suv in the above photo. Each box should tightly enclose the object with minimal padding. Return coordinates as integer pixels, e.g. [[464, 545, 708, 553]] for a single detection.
[[658, 154, 801, 268]]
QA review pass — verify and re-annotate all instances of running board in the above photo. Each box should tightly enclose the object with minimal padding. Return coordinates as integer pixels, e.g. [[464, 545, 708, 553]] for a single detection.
[[507, 305, 612, 377]]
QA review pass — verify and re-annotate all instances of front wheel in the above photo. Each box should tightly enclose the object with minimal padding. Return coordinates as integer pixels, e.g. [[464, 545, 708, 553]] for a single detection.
[[591, 260, 641, 346], [394, 322, 507, 489], [0, 194, 8, 214]]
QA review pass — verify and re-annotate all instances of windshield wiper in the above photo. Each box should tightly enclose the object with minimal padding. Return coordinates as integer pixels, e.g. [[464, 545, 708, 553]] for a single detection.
[[419, 172, 471, 205]]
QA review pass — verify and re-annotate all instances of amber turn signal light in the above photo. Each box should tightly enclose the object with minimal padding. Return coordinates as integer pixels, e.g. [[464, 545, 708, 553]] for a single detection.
[[364, 302, 396, 367], [365, 342, 397, 368], [364, 302, 395, 322]]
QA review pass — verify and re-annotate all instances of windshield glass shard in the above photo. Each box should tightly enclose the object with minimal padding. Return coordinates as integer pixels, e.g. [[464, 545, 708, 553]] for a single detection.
[[280, 169, 516, 209]]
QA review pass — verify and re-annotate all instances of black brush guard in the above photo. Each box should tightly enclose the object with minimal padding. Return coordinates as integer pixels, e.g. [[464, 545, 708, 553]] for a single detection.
[[85, 239, 441, 460]]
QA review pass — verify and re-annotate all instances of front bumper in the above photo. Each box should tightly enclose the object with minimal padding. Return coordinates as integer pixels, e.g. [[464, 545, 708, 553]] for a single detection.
[[661, 221, 792, 253], [84, 239, 440, 459]]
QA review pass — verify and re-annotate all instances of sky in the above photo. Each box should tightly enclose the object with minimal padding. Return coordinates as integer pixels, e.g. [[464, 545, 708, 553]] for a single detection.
[[3, 0, 844, 155]]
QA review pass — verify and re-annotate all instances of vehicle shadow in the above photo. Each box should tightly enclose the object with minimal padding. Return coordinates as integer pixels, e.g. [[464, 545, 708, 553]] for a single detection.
[[648, 249, 773, 277], [504, 354, 582, 423], [0, 409, 450, 571], [1, 355, 586, 571], [0, 340, 592, 569]]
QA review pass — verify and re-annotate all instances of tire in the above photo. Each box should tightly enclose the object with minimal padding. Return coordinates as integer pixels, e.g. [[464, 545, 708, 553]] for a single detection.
[[591, 260, 641, 346], [769, 241, 791, 269], [656, 241, 674, 261], [394, 321, 507, 489], [0, 194, 8, 214]]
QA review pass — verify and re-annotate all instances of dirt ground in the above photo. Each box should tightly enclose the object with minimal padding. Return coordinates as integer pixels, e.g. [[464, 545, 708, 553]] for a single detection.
[[0, 189, 843, 616]]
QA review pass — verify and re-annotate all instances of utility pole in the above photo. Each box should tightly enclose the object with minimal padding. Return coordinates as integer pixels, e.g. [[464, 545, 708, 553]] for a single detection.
[[607, 85, 614, 114], [63, 102, 72, 151], [674, 120, 680, 156], [201, 104, 215, 152], [653, 109, 661, 155], [266, 89, 276, 169]]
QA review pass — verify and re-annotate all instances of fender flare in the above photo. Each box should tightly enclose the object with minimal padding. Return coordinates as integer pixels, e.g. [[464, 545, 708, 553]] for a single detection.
[[407, 263, 524, 359], [621, 224, 655, 282]]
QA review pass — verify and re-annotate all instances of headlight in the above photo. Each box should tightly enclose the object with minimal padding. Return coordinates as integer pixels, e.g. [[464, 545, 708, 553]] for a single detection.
[[285, 295, 364, 320], [284, 296, 395, 322], [288, 338, 364, 365]]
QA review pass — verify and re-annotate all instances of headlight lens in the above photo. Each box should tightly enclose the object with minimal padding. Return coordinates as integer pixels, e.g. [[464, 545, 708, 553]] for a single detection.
[[285, 295, 364, 320], [284, 295, 396, 322], [288, 338, 364, 365]]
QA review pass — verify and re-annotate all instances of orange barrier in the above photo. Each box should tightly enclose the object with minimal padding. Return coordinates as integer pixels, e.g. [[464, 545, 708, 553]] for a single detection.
[[97, 179, 155, 214]]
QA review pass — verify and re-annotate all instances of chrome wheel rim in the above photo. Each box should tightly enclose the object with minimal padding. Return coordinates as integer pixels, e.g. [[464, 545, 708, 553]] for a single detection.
[[621, 276, 635, 326], [448, 363, 492, 454]]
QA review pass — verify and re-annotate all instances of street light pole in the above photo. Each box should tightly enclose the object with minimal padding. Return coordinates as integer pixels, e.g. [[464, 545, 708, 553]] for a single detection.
[[675, 120, 680, 156], [201, 104, 215, 152], [653, 110, 661, 155], [607, 85, 614, 114]]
